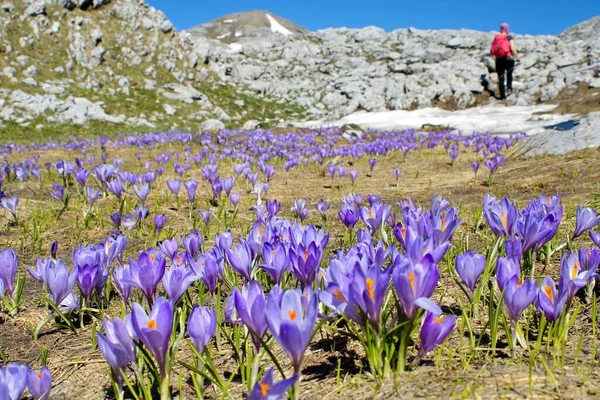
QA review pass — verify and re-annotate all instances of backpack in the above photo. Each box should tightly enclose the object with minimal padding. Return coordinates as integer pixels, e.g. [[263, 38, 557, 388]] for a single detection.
[[491, 34, 511, 58]]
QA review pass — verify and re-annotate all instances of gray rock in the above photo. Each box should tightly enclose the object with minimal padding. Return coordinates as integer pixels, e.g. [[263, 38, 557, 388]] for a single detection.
[[159, 83, 209, 104], [23, 65, 38, 78], [523, 112, 600, 157], [160, 20, 173, 33], [242, 119, 260, 129], [45, 21, 61, 35], [589, 78, 600, 89], [91, 29, 103, 45], [90, 46, 106, 67], [2, 2, 14, 12], [16, 55, 30, 67], [200, 119, 225, 130], [2, 67, 16, 78], [24, 0, 45, 17], [22, 77, 38, 86], [163, 104, 176, 115], [59, 0, 76, 10]]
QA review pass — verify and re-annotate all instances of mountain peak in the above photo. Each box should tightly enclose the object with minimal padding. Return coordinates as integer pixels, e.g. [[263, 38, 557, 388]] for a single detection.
[[187, 10, 308, 42]]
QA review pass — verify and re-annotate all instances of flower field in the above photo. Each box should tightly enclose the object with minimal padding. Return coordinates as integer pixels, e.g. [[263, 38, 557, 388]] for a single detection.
[[0, 128, 599, 399]]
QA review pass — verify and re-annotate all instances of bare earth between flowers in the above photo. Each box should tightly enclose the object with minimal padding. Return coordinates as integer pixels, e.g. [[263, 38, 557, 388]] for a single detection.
[[0, 128, 599, 400]]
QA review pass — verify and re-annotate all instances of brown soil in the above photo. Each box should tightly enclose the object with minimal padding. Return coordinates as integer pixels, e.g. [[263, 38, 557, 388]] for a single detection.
[[1, 141, 599, 399]]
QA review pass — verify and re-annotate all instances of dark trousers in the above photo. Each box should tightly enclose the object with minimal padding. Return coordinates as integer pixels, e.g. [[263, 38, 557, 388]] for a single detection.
[[495, 57, 515, 99]]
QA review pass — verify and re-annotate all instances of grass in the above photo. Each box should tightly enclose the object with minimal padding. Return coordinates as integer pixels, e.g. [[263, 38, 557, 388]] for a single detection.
[[0, 132, 599, 398]]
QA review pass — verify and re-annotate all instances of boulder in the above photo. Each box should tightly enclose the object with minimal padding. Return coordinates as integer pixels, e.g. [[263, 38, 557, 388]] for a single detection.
[[200, 119, 225, 130]]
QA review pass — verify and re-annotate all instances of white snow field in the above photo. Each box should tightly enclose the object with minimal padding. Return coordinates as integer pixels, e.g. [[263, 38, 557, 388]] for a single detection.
[[303, 104, 577, 136]]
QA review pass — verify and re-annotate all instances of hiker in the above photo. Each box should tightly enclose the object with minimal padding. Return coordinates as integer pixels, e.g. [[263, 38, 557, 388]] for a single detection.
[[490, 23, 519, 100]]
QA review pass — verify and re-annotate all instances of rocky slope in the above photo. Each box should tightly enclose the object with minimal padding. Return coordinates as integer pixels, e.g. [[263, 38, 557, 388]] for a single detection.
[[189, 14, 600, 120], [0, 1, 305, 134], [0, 1, 598, 135], [187, 10, 307, 42]]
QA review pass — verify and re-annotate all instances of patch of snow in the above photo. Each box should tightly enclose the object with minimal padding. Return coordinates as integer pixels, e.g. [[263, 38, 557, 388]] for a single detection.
[[265, 13, 293, 36], [235, 31, 242, 37], [223, 19, 234, 24], [216, 32, 231, 40], [228, 43, 243, 53], [302, 105, 577, 136]]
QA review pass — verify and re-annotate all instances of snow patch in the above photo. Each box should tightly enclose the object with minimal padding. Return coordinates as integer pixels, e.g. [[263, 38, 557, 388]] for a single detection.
[[228, 43, 243, 53], [223, 19, 234, 24], [303, 105, 577, 136], [216, 32, 231, 40], [265, 13, 293, 36], [235, 31, 242, 37]]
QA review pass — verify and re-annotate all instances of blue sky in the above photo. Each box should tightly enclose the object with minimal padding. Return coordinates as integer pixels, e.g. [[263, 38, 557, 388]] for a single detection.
[[146, 0, 599, 35]]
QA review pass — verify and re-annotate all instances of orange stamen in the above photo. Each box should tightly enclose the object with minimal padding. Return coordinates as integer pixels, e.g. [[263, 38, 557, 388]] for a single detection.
[[440, 218, 446, 232], [288, 310, 297, 321], [544, 285, 553, 301], [303, 249, 309, 261], [500, 211, 507, 228], [260, 382, 269, 397], [147, 319, 157, 330], [434, 316, 442, 324], [366, 278, 375, 301], [408, 272, 415, 291], [37, 372, 42, 379], [333, 288, 346, 302]]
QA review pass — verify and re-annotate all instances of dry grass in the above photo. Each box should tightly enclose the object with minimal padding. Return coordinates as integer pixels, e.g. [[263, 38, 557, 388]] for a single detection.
[[1, 138, 600, 399]]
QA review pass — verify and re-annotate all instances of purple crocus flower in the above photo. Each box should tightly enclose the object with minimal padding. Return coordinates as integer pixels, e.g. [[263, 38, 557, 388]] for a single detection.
[[483, 195, 516, 237], [292, 199, 308, 222], [221, 177, 235, 196], [182, 231, 202, 259], [226, 240, 253, 281], [97, 315, 137, 388], [131, 297, 173, 378], [417, 311, 456, 360], [29, 257, 51, 282], [0, 195, 19, 216], [360, 202, 391, 233], [113, 264, 133, 305], [392, 255, 441, 319], [368, 158, 377, 173], [110, 212, 122, 229], [162, 263, 201, 305], [289, 241, 323, 286], [393, 167, 401, 183], [471, 161, 480, 175], [133, 183, 150, 204], [75, 168, 89, 187], [248, 367, 297, 400], [49, 183, 64, 202], [590, 230, 600, 248], [495, 256, 521, 292], [455, 251, 485, 294], [229, 192, 240, 207], [339, 205, 360, 228], [44, 258, 77, 306], [107, 179, 125, 200], [234, 281, 268, 350], [316, 199, 330, 219], [154, 214, 166, 233], [127, 251, 166, 305], [266, 200, 280, 218], [27, 366, 52, 400], [194, 252, 220, 293], [187, 305, 216, 354], [0, 363, 29, 400], [503, 276, 537, 322], [573, 205, 600, 239], [326, 165, 336, 181], [349, 168, 359, 185], [159, 238, 179, 260], [536, 276, 568, 321], [0, 248, 18, 297], [166, 179, 181, 195], [85, 187, 101, 206], [184, 180, 198, 204], [198, 210, 211, 225], [265, 289, 318, 373], [260, 242, 289, 284], [559, 251, 592, 304]]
